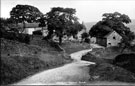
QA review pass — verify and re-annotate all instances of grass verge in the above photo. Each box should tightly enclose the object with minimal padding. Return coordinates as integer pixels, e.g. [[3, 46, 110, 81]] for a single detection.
[[82, 47, 135, 83]]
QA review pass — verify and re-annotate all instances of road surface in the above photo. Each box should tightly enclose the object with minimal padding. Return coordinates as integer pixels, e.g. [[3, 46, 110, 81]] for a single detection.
[[14, 49, 96, 85], [14, 48, 134, 85]]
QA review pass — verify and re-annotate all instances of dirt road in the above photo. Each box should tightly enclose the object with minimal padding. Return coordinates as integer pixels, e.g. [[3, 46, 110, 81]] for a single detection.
[[14, 49, 95, 85], [14, 48, 134, 85]]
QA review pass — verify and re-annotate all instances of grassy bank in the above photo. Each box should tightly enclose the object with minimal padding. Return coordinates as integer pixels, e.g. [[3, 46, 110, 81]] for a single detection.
[[1, 37, 70, 85], [90, 46, 135, 59], [62, 41, 91, 54], [82, 47, 135, 83], [1, 36, 91, 85]]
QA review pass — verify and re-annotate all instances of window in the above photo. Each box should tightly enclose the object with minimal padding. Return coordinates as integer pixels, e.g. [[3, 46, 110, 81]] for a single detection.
[[113, 36, 116, 40], [108, 43, 111, 45]]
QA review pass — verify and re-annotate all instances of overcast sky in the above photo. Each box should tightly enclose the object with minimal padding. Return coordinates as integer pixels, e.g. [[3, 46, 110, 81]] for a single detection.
[[1, 0, 135, 22]]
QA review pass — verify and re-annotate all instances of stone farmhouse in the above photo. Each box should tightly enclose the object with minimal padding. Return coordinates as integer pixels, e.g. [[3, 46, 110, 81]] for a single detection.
[[95, 31, 122, 47]]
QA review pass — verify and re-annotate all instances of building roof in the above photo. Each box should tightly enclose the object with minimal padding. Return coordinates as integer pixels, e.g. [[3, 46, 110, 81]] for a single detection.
[[18, 23, 46, 29], [104, 31, 115, 38], [96, 30, 121, 38]]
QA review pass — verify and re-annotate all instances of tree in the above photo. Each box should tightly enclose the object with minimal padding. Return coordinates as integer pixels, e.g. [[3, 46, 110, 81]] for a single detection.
[[0, 17, 19, 35], [120, 31, 135, 53], [89, 21, 113, 37], [38, 15, 47, 32], [102, 12, 131, 35], [81, 32, 89, 43], [89, 12, 135, 52], [89, 12, 132, 37], [44, 7, 83, 44], [10, 4, 43, 33]]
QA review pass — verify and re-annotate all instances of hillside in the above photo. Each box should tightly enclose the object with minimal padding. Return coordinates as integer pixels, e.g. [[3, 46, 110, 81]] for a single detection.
[[126, 19, 135, 33], [82, 47, 135, 83], [1, 35, 91, 85], [1, 37, 69, 85], [84, 22, 96, 32]]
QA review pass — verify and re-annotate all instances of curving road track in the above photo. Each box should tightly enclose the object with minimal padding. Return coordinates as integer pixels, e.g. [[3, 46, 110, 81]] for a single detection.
[[14, 48, 134, 85]]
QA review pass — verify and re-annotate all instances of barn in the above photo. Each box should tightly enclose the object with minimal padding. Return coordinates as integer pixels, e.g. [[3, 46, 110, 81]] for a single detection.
[[96, 31, 122, 47]]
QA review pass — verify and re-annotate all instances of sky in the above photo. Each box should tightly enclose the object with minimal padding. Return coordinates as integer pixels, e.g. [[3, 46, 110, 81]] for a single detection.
[[1, 0, 135, 22]]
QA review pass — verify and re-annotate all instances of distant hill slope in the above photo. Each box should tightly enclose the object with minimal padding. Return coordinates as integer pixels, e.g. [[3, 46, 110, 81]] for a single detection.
[[84, 19, 135, 33], [126, 19, 135, 33], [84, 22, 96, 32]]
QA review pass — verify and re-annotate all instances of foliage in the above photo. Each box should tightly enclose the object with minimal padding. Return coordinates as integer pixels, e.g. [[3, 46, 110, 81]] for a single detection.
[[0, 18, 8, 35], [89, 63, 135, 82], [44, 7, 83, 44], [89, 21, 113, 37], [81, 32, 89, 39], [38, 16, 47, 28], [119, 31, 135, 52], [81, 32, 90, 43], [1, 31, 31, 44], [113, 53, 135, 73], [89, 12, 135, 51], [89, 12, 132, 37], [10, 4, 43, 32], [0, 17, 22, 34], [10, 4, 43, 23], [82, 51, 135, 83]]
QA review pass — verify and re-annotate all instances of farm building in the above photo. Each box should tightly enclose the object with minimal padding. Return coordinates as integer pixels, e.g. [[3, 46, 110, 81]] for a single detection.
[[95, 31, 122, 47], [18, 23, 48, 36]]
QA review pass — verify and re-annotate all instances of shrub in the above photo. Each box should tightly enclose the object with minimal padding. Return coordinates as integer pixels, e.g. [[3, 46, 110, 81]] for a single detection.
[[113, 53, 135, 73], [89, 63, 135, 83], [1, 31, 30, 44]]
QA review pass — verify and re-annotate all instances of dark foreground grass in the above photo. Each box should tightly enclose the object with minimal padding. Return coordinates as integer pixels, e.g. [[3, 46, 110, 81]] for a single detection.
[[89, 63, 135, 83], [0, 38, 71, 85], [82, 48, 135, 83], [1, 37, 90, 85]]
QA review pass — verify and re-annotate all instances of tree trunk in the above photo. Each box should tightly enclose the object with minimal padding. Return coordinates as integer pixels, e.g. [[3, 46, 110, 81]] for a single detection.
[[42, 27, 43, 36], [121, 46, 126, 53], [59, 35, 62, 45], [20, 21, 26, 33]]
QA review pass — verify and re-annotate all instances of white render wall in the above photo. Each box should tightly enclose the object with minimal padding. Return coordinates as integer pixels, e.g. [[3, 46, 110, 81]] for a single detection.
[[27, 28, 35, 35], [107, 31, 122, 47]]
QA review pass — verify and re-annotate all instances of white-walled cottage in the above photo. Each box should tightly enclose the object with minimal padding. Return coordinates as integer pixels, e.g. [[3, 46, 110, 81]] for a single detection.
[[96, 31, 122, 47], [18, 23, 48, 36]]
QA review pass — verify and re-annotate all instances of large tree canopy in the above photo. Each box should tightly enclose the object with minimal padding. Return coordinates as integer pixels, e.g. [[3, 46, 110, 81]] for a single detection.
[[10, 4, 43, 23], [45, 7, 83, 44], [89, 12, 135, 52], [89, 12, 132, 37], [10, 4, 43, 33]]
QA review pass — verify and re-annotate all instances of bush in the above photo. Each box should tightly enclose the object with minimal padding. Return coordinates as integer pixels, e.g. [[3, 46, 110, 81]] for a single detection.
[[131, 45, 135, 51], [89, 63, 135, 83], [81, 53, 106, 64], [113, 53, 135, 73], [84, 38, 90, 43], [17, 33, 30, 44], [1, 31, 30, 44]]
